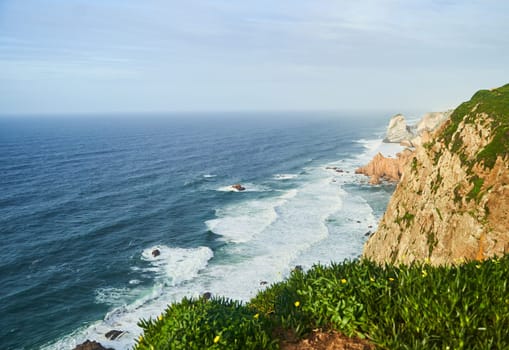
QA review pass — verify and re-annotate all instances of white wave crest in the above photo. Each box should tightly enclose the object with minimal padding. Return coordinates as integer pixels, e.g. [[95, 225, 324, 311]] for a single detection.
[[140, 245, 214, 286], [273, 173, 298, 180]]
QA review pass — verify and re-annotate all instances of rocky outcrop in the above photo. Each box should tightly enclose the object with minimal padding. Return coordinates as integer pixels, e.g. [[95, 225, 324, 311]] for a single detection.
[[355, 150, 414, 184], [383, 114, 414, 143], [363, 84, 509, 265], [383, 110, 453, 147], [105, 330, 124, 340], [73, 340, 114, 350], [151, 249, 160, 257], [231, 184, 246, 191]]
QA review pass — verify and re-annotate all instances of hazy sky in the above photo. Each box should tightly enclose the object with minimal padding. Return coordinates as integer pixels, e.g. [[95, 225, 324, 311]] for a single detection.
[[1, 0, 508, 115]]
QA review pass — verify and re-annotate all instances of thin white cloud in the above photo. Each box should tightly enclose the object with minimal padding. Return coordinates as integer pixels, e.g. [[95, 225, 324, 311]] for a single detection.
[[0, 0, 508, 114]]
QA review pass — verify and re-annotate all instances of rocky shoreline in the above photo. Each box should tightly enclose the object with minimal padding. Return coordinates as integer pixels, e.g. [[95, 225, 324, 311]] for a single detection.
[[355, 110, 451, 185]]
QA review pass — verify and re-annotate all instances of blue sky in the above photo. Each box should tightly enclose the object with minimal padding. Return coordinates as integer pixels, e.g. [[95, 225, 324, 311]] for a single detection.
[[1, 0, 508, 115]]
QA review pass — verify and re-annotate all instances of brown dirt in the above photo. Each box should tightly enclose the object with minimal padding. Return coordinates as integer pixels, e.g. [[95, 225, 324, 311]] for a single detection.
[[280, 330, 376, 350]]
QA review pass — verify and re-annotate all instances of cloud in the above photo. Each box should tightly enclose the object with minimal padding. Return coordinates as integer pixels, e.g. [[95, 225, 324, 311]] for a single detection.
[[0, 0, 508, 114]]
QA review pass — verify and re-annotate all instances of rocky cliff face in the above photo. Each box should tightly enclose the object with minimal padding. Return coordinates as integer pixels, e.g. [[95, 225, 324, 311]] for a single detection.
[[364, 84, 509, 265]]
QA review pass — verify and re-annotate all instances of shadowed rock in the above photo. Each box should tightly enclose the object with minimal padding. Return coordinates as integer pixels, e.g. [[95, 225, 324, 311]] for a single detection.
[[73, 340, 114, 350], [231, 184, 246, 191], [105, 330, 124, 340]]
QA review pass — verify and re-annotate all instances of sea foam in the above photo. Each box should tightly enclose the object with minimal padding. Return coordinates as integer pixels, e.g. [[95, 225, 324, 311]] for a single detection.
[[45, 137, 390, 350]]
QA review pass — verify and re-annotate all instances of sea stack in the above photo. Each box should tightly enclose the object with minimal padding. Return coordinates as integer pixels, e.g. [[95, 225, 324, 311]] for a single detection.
[[383, 114, 414, 143]]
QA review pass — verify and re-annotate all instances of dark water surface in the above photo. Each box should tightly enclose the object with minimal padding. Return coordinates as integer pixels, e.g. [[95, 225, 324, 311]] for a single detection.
[[0, 112, 392, 349]]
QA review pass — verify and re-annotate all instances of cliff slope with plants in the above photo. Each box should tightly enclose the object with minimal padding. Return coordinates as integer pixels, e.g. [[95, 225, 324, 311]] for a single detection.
[[364, 84, 509, 265]]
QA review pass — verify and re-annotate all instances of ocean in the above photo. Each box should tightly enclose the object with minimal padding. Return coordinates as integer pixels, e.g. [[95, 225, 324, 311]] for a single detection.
[[0, 112, 399, 349]]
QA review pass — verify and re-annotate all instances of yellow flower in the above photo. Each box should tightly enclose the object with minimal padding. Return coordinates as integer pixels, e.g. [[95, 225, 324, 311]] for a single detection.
[[213, 335, 221, 343], [370, 277, 375, 282], [294, 301, 300, 307], [138, 335, 144, 342], [254, 313, 259, 319], [476, 264, 481, 269], [341, 278, 347, 284], [158, 314, 163, 321], [389, 277, 395, 282], [421, 270, 428, 277]]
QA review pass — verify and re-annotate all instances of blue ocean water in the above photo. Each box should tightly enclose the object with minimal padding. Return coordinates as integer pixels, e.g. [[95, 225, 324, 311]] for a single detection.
[[0, 112, 395, 349]]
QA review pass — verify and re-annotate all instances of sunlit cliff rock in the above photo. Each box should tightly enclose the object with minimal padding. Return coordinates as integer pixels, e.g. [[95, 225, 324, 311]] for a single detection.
[[363, 84, 509, 265]]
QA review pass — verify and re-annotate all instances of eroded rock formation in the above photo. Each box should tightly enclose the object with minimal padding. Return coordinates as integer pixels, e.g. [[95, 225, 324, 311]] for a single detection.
[[383, 114, 414, 143], [383, 110, 453, 147], [363, 85, 509, 265], [355, 150, 414, 184]]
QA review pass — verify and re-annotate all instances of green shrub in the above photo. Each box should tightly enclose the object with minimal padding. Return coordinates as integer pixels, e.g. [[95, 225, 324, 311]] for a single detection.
[[466, 176, 485, 203], [135, 297, 277, 350], [136, 256, 509, 349]]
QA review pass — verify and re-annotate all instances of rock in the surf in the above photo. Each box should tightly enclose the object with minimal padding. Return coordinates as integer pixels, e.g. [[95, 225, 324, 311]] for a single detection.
[[231, 184, 246, 191], [151, 249, 160, 257], [105, 330, 124, 340], [73, 340, 114, 350]]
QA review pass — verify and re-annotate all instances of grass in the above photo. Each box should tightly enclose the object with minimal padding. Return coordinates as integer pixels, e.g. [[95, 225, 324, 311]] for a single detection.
[[135, 256, 509, 349]]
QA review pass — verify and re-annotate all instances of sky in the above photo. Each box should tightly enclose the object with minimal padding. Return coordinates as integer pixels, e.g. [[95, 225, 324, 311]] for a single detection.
[[0, 0, 508, 115]]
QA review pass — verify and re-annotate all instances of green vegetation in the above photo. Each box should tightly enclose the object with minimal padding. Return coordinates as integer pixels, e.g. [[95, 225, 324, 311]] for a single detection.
[[453, 184, 463, 204], [466, 176, 485, 203], [136, 298, 277, 350], [426, 230, 438, 257], [135, 256, 509, 349], [395, 212, 415, 228], [439, 84, 509, 170], [431, 147, 443, 166], [430, 170, 443, 194], [411, 157, 418, 173], [435, 207, 443, 221]]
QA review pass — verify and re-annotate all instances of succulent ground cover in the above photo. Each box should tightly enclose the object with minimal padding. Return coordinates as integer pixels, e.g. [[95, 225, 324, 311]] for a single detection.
[[135, 255, 509, 349]]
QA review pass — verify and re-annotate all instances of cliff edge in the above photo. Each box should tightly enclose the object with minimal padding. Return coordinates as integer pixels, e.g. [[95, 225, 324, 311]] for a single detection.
[[363, 84, 509, 265]]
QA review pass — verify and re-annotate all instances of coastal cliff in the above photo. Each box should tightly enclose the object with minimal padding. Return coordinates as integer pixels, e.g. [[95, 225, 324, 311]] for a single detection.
[[363, 84, 509, 265]]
